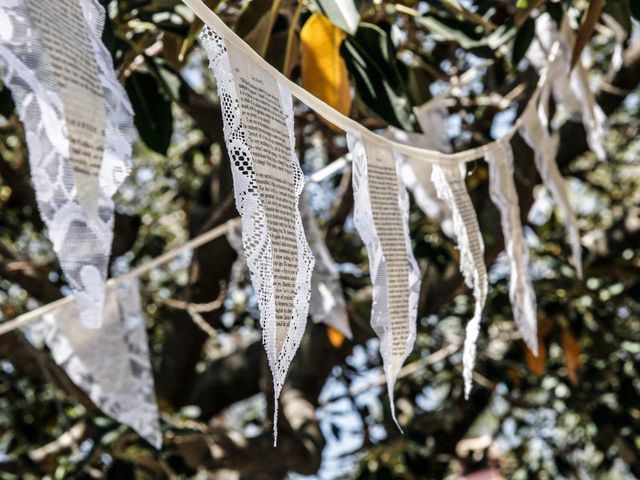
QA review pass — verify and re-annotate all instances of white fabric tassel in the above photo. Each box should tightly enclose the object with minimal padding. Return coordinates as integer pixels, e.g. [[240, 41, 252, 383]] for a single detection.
[[430, 163, 488, 398], [520, 102, 583, 279], [486, 141, 538, 354]]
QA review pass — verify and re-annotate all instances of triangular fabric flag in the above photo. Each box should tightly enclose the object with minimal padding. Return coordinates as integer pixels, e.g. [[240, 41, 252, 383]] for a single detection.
[[0, 0, 134, 327], [200, 27, 314, 442], [430, 162, 488, 398], [527, 13, 607, 161], [347, 132, 420, 427], [32, 278, 161, 448], [486, 141, 538, 354], [520, 100, 583, 279]]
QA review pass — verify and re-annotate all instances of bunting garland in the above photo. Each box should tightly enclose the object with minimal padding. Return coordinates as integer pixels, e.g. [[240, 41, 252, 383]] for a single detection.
[[0, 0, 133, 327], [0, 0, 612, 446]]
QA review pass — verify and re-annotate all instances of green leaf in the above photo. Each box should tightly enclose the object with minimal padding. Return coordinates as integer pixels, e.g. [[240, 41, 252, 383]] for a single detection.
[[415, 14, 510, 57], [603, 0, 632, 34], [144, 55, 189, 103], [340, 23, 416, 130], [403, 66, 432, 108], [0, 85, 15, 118], [512, 17, 536, 66], [632, 0, 640, 20], [311, 0, 360, 35], [125, 72, 173, 155]]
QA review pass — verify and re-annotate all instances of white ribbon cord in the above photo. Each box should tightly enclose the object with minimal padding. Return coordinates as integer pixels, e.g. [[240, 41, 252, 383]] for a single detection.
[[180, 0, 556, 166]]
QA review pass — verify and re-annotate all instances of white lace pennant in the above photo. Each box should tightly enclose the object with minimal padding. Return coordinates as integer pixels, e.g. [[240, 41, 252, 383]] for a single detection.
[[0, 0, 133, 327], [430, 162, 488, 398], [385, 98, 455, 238], [527, 13, 607, 161], [347, 133, 420, 427], [520, 101, 583, 279], [300, 193, 352, 339], [200, 27, 314, 442], [32, 278, 161, 448], [486, 141, 538, 354]]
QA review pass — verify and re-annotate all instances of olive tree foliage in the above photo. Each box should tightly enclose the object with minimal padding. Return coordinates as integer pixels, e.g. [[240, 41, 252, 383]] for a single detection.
[[0, 0, 639, 478]]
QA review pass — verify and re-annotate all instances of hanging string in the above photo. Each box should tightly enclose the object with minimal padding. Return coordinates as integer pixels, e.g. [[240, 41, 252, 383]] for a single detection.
[[0, 5, 562, 334], [0, 157, 351, 336], [180, 0, 559, 165]]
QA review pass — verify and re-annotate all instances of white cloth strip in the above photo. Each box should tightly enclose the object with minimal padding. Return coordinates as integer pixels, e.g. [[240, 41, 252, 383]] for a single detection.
[[180, 0, 556, 166], [430, 163, 488, 398], [520, 101, 583, 279], [32, 277, 162, 448], [486, 141, 538, 354], [200, 27, 314, 443]]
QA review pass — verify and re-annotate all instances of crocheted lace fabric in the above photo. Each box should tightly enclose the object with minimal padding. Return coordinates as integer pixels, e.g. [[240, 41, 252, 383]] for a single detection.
[[0, 0, 133, 327], [33, 278, 161, 448], [201, 27, 314, 441]]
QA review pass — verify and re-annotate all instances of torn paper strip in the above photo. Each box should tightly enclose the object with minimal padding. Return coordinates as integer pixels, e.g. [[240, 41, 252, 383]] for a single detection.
[[0, 0, 133, 327], [348, 132, 420, 426]]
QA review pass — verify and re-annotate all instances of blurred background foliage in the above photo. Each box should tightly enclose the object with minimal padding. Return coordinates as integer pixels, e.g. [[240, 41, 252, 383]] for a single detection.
[[1, 0, 640, 478]]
